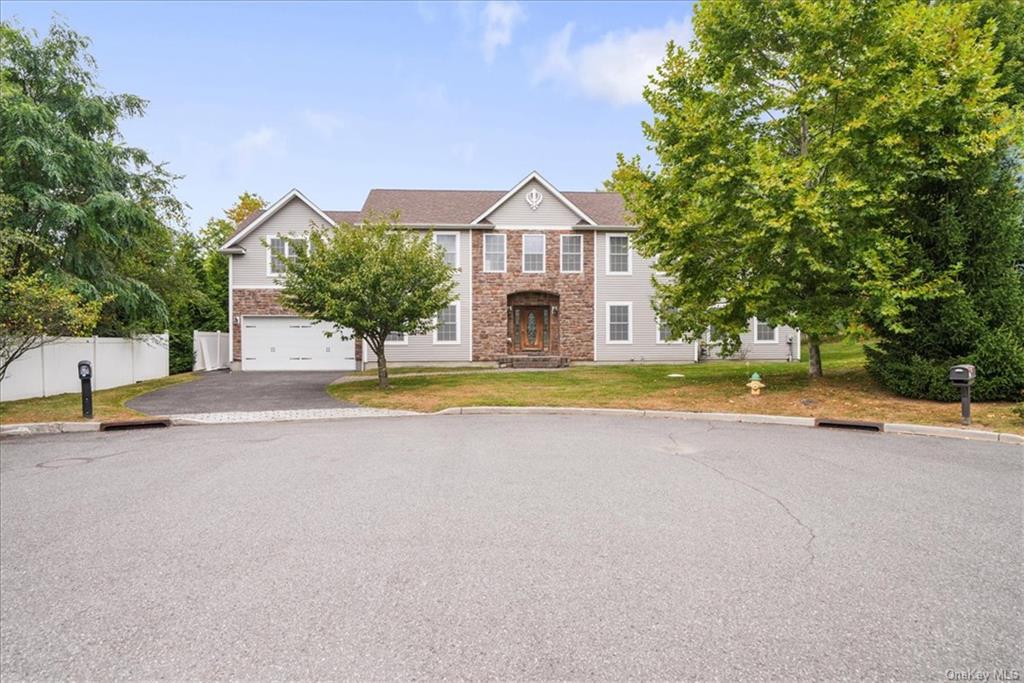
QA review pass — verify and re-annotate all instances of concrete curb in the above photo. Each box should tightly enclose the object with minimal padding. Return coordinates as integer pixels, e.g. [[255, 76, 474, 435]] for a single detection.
[[434, 407, 1021, 445], [0, 421, 101, 436], [2, 407, 1020, 446]]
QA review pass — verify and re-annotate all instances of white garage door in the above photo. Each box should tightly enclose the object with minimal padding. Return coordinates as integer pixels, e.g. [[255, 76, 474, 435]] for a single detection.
[[241, 317, 355, 371]]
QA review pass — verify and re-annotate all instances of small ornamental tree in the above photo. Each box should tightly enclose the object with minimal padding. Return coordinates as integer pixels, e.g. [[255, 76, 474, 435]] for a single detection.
[[0, 239, 101, 382], [278, 214, 457, 389]]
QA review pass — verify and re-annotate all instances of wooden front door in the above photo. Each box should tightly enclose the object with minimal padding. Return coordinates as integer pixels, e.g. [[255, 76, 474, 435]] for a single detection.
[[516, 306, 547, 352]]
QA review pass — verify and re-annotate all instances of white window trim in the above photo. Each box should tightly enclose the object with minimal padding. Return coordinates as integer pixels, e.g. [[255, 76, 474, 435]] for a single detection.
[[385, 332, 409, 345], [706, 327, 722, 344], [655, 315, 684, 345], [433, 300, 461, 345], [434, 231, 460, 271], [483, 233, 507, 273], [753, 317, 779, 344], [560, 234, 583, 273], [266, 234, 307, 277], [606, 233, 632, 275], [521, 233, 546, 273], [606, 301, 633, 344]]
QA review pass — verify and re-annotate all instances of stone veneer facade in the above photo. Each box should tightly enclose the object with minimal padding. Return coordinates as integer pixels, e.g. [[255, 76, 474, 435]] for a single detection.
[[471, 229, 595, 361]]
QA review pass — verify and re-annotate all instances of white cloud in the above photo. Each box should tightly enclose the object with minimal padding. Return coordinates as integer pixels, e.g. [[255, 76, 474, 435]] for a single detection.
[[302, 109, 345, 138], [231, 125, 283, 170], [481, 1, 524, 63], [233, 126, 278, 154], [534, 19, 692, 106]]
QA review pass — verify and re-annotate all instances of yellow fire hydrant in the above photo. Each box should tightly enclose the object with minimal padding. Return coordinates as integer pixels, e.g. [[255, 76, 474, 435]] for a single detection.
[[746, 372, 766, 396]]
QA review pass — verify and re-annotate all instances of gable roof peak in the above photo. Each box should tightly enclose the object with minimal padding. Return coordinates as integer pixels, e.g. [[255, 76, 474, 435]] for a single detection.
[[470, 171, 597, 226]]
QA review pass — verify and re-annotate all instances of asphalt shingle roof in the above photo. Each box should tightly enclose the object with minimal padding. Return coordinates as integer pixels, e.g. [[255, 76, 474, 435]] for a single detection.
[[223, 185, 630, 246]]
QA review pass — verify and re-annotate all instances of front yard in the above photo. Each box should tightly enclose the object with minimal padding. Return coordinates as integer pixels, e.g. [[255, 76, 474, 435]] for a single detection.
[[0, 373, 197, 425], [331, 341, 1024, 434]]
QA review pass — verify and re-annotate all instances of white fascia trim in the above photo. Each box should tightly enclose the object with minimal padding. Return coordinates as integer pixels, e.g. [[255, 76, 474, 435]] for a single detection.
[[560, 234, 583, 273], [606, 301, 633, 344], [433, 231, 461, 271], [470, 171, 597, 226], [220, 188, 335, 251], [752, 317, 780, 344], [605, 233, 632, 275], [522, 233, 545, 273], [433, 300, 461, 345], [227, 256, 234, 362], [232, 285, 284, 290], [483, 233, 507, 273]]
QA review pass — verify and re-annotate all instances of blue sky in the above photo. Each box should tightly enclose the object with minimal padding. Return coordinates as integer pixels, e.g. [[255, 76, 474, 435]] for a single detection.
[[5, 1, 694, 230]]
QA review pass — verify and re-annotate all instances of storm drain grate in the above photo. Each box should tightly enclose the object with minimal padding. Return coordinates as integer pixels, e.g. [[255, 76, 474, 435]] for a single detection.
[[99, 418, 171, 431], [814, 417, 883, 432]]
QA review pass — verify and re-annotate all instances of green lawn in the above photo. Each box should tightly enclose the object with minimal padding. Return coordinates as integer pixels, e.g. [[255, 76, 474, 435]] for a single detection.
[[331, 340, 1024, 434], [0, 373, 197, 425]]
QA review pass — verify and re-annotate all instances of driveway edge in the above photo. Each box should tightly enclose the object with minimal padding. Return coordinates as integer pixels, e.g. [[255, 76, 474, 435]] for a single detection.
[[2, 408, 1021, 446]]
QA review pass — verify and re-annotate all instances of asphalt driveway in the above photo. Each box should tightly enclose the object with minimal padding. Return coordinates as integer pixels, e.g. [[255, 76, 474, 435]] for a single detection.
[[1, 415, 1020, 679], [125, 370, 353, 414]]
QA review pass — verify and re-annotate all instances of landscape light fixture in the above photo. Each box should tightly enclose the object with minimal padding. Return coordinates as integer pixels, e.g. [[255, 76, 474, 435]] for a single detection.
[[78, 360, 93, 419]]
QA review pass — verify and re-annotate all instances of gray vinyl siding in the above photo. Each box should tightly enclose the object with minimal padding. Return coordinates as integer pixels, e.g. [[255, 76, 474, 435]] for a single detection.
[[705, 323, 800, 361], [364, 228, 472, 363], [594, 232, 699, 362], [231, 197, 332, 288], [487, 180, 583, 227], [594, 233, 797, 362]]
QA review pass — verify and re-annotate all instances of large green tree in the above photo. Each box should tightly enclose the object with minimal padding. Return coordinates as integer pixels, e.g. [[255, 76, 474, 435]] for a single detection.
[[611, 0, 1018, 377], [198, 192, 266, 331], [865, 0, 1024, 401], [279, 214, 457, 389], [0, 19, 184, 335]]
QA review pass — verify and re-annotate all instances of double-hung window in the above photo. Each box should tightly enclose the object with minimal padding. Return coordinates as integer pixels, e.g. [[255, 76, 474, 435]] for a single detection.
[[484, 234, 506, 272], [434, 302, 459, 344], [522, 234, 545, 273], [607, 234, 631, 274], [754, 318, 778, 343], [434, 233, 458, 269], [561, 234, 582, 273], [657, 319, 680, 344], [385, 332, 408, 344], [607, 302, 632, 343], [268, 236, 304, 276]]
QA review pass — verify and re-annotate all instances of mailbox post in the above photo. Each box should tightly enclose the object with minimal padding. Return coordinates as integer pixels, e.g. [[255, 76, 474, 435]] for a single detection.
[[948, 364, 976, 426], [78, 360, 93, 419]]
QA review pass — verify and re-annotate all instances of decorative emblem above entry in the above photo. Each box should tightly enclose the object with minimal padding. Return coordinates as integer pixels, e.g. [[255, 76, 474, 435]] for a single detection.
[[525, 188, 543, 211]]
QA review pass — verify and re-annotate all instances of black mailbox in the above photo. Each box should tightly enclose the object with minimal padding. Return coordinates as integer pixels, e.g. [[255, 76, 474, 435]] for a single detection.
[[949, 364, 976, 386], [949, 364, 976, 425], [78, 360, 93, 419]]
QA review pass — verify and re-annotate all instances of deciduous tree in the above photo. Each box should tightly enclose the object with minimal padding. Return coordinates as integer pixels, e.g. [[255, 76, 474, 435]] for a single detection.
[[611, 0, 1018, 377], [279, 214, 456, 389]]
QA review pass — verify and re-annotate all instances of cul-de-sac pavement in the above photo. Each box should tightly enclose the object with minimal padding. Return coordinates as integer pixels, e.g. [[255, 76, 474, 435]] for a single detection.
[[1, 415, 1020, 680]]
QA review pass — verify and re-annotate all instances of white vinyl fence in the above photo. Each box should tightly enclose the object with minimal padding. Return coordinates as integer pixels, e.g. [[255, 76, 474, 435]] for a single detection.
[[0, 333, 169, 403], [193, 331, 229, 372]]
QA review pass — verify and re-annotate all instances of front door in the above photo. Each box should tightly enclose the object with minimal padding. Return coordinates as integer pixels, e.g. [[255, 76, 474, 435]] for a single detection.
[[517, 306, 547, 352]]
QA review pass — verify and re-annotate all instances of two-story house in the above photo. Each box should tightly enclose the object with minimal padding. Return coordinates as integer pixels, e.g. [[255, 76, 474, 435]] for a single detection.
[[219, 171, 799, 371]]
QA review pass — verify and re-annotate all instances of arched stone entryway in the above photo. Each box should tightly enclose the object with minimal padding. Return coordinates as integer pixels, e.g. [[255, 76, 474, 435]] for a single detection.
[[507, 291, 560, 355]]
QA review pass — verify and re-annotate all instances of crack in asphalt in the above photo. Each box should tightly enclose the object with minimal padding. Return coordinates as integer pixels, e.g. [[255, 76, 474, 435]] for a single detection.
[[668, 433, 817, 571]]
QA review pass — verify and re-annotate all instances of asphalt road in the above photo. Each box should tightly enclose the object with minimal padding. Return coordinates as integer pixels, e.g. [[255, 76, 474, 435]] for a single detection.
[[1, 415, 1021, 680]]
